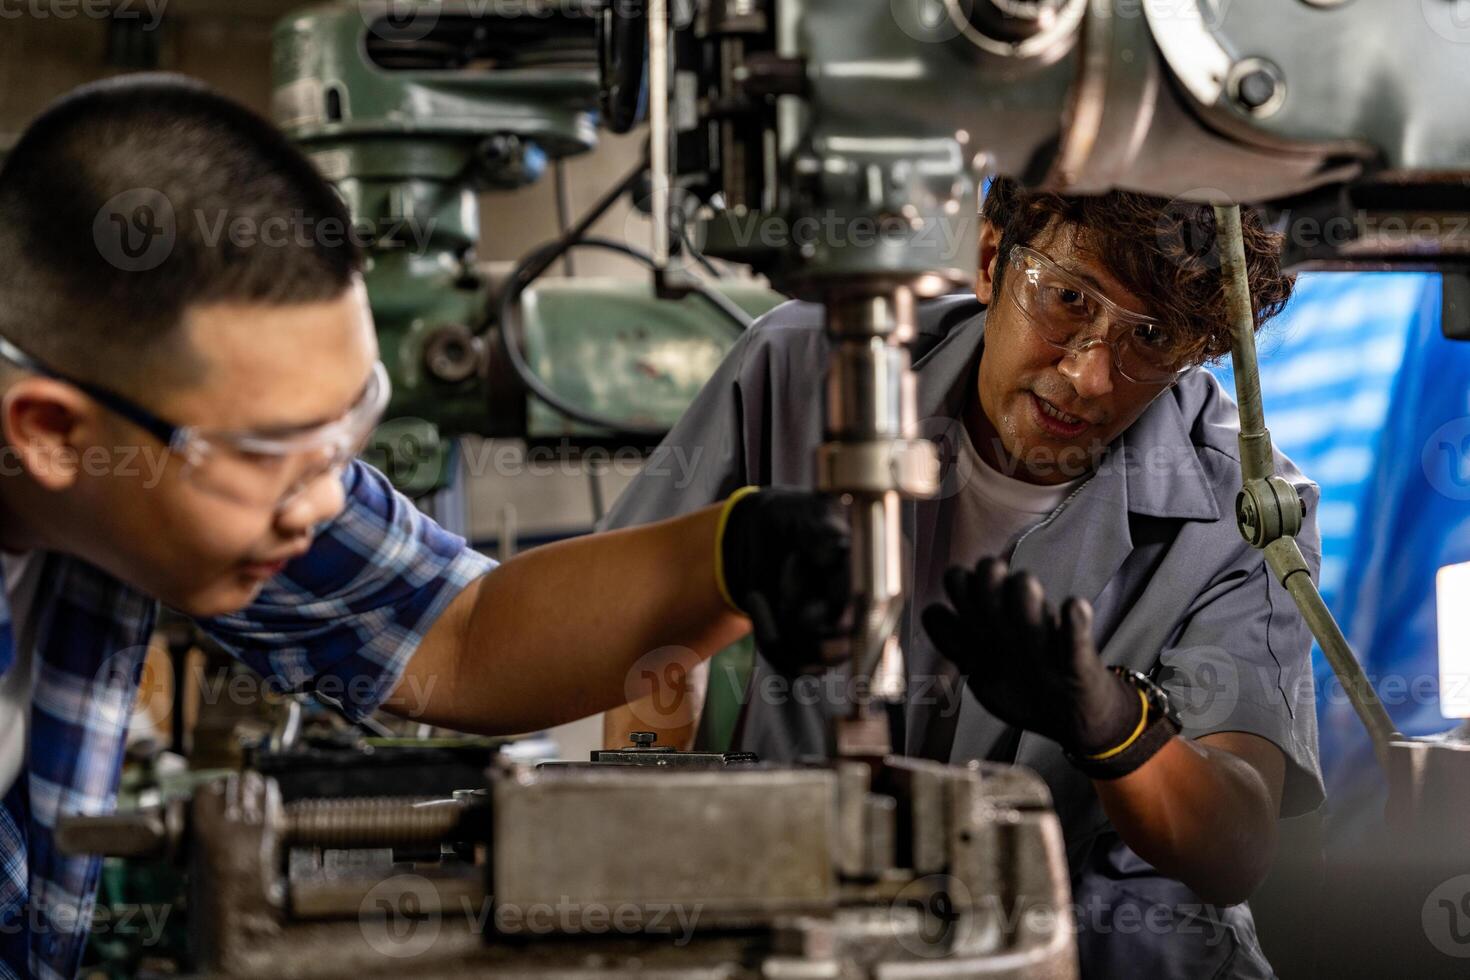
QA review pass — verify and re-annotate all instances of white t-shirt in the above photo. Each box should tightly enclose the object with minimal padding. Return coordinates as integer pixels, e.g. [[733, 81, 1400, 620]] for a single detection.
[[0, 551, 43, 800], [950, 424, 1087, 566]]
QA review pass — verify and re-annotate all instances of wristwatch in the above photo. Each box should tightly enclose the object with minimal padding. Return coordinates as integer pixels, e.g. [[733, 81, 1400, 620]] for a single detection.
[[1066, 667, 1183, 780]]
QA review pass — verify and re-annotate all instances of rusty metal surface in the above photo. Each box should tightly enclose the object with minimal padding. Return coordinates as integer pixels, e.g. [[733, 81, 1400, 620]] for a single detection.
[[492, 765, 839, 927]]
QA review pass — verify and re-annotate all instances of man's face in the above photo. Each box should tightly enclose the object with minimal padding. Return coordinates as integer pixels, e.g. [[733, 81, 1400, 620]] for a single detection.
[[972, 219, 1174, 485], [37, 287, 379, 617]]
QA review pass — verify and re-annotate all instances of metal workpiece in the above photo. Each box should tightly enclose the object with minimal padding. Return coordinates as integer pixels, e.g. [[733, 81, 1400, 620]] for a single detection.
[[163, 749, 1074, 977], [572, 730, 761, 767], [55, 800, 185, 861], [493, 765, 838, 924]]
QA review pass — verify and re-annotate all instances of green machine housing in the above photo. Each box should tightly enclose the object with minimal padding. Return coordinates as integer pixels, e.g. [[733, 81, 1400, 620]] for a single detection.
[[272, 2, 783, 496]]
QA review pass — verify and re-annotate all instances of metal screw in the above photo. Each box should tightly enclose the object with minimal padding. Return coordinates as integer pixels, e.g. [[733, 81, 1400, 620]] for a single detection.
[[630, 732, 658, 748], [1228, 58, 1286, 117], [1236, 71, 1276, 110], [284, 797, 464, 848]]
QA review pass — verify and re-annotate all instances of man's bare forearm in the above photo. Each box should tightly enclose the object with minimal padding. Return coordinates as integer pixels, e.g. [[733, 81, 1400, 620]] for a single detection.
[[1093, 732, 1284, 906], [393, 504, 750, 736]]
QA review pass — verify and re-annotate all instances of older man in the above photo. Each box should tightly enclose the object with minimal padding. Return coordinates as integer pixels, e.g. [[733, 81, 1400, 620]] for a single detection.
[[603, 178, 1321, 978]]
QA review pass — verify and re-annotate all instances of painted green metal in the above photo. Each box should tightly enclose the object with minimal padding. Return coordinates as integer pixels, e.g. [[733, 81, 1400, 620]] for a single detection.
[[519, 279, 783, 438], [272, 2, 597, 492], [272, 4, 786, 493]]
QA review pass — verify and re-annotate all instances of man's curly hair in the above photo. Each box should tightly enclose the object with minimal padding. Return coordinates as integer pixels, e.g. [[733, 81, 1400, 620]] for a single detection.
[[981, 177, 1295, 365]]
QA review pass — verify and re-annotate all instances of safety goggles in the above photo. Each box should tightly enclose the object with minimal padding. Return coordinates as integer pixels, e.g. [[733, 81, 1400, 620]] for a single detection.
[[0, 334, 390, 510], [1004, 245, 1193, 385]]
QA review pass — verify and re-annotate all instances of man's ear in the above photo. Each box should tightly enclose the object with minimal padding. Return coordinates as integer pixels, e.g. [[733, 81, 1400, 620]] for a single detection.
[[976, 218, 1002, 306], [2, 378, 94, 491]]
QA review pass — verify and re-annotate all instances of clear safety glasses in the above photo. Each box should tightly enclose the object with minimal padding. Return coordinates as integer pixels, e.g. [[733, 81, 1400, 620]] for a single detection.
[[0, 334, 390, 510], [1004, 245, 1194, 386]]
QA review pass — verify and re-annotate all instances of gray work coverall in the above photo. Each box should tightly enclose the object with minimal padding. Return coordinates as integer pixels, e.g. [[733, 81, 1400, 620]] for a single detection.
[[604, 294, 1325, 979]]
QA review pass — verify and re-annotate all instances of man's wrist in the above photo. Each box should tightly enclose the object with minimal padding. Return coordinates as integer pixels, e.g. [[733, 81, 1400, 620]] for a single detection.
[[1067, 668, 1183, 780], [713, 485, 762, 613]]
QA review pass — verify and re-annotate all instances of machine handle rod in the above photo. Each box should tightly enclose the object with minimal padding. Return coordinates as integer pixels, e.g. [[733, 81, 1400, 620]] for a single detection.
[[1213, 203, 1402, 774]]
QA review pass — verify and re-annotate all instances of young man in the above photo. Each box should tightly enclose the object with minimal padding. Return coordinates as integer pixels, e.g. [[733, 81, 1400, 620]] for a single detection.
[[0, 77, 848, 979], [604, 178, 1322, 977]]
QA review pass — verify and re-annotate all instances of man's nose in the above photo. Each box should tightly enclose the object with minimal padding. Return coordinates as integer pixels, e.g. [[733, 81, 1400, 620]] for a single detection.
[[274, 465, 347, 536], [1057, 342, 1115, 400]]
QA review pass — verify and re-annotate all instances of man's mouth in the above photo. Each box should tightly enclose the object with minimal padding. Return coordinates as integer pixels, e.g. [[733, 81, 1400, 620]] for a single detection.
[[1028, 392, 1092, 437], [239, 558, 288, 579], [239, 548, 308, 580]]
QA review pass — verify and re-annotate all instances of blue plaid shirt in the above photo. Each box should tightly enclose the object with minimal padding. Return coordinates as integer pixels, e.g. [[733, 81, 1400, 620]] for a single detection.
[[0, 461, 496, 979]]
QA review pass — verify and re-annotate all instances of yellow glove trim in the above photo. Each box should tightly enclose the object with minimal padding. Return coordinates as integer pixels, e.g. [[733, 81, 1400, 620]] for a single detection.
[[1081, 688, 1150, 761], [714, 485, 762, 613]]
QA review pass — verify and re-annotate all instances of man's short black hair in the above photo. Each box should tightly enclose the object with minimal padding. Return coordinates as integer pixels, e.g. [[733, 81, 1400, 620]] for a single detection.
[[0, 73, 360, 390]]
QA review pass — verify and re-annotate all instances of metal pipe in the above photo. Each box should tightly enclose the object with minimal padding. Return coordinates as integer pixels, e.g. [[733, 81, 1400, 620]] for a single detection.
[[648, 0, 671, 270], [818, 287, 939, 754], [1214, 203, 1400, 772]]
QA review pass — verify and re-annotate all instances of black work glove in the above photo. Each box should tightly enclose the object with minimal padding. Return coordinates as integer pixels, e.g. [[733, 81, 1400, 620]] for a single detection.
[[920, 556, 1142, 758], [717, 486, 851, 675]]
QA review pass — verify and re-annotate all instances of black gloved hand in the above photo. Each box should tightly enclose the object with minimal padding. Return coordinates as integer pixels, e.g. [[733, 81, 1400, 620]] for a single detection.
[[717, 486, 851, 675], [920, 556, 1143, 758]]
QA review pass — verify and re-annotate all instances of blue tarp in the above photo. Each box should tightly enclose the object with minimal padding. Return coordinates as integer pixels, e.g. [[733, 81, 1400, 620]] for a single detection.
[[1212, 272, 1469, 837]]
